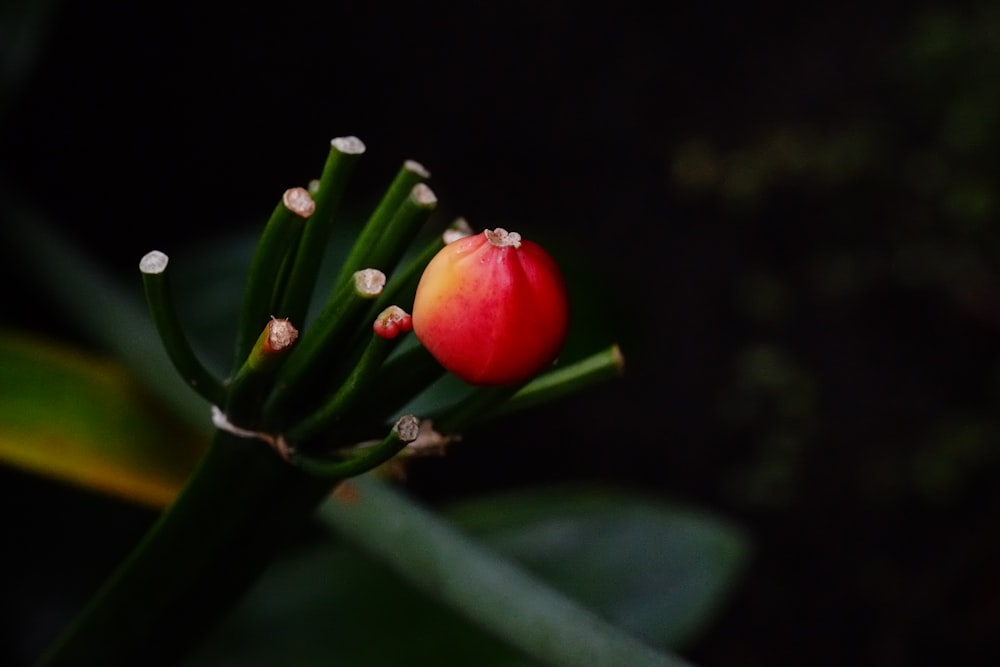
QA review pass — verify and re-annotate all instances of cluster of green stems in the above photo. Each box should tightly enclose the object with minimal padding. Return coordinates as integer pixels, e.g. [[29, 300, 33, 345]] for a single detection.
[[141, 137, 621, 475], [36, 137, 624, 667]]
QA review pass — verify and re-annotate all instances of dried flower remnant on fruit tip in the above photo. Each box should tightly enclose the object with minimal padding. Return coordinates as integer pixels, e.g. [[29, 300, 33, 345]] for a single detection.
[[374, 306, 413, 339], [484, 227, 522, 248]]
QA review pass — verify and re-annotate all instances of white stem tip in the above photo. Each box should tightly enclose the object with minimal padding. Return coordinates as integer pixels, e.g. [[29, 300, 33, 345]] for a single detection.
[[443, 217, 473, 244], [404, 159, 431, 179], [353, 268, 387, 298], [411, 183, 437, 208], [331, 136, 366, 154], [283, 187, 316, 218], [139, 250, 169, 274]]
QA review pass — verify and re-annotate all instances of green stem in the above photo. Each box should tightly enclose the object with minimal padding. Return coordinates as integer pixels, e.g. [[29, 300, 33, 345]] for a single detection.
[[35, 430, 335, 667], [276, 136, 366, 324], [430, 382, 527, 435], [359, 217, 469, 331], [225, 317, 299, 429], [332, 342, 446, 445], [373, 341, 446, 411], [139, 251, 226, 406], [494, 344, 625, 419], [232, 187, 313, 367], [292, 414, 419, 478], [428, 346, 625, 435], [285, 330, 400, 445], [359, 182, 437, 275], [262, 269, 386, 429], [319, 477, 695, 667], [371, 232, 442, 311], [331, 160, 429, 289]]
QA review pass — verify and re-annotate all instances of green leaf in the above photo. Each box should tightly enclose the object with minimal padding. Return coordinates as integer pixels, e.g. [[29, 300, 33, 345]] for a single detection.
[[448, 486, 750, 649], [0, 331, 206, 506], [182, 482, 747, 666], [180, 542, 529, 667], [1, 204, 209, 430]]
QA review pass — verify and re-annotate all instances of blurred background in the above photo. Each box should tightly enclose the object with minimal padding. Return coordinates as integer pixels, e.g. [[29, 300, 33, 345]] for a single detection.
[[3, 1, 1000, 665]]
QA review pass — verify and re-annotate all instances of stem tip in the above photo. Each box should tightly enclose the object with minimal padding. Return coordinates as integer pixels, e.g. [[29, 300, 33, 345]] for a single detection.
[[353, 268, 387, 298], [139, 250, 169, 274], [411, 183, 437, 208], [443, 217, 473, 244], [373, 305, 413, 339], [265, 317, 299, 354], [610, 344, 626, 375], [282, 187, 316, 218], [331, 136, 366, 154], [394, 414, 421, 443], [404, 159, 431, 179]]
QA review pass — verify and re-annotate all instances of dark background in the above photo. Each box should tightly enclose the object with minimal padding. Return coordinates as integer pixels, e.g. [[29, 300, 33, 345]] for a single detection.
[[4, 2, 1000, 665]]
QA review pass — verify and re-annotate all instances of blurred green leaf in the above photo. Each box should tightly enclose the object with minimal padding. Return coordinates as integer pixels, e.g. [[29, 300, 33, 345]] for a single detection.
[[447, 486, 749, 649], [181, 540, 529, 667], [0, 331, 205, 506], [183, 484, 747, 666], [1, 203, 209, 429]]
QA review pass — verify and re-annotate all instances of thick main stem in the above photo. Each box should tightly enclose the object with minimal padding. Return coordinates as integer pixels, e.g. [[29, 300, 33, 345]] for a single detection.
[[35, 430, 336, 667]]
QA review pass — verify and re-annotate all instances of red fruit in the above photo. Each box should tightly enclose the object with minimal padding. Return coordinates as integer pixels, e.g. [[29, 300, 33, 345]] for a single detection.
[[412, 227, 569, 385]]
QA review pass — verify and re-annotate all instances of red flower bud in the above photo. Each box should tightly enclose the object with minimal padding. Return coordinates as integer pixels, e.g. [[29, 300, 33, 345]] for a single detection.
[[373, 305, 413, 339], [412, 227, 569, 385]]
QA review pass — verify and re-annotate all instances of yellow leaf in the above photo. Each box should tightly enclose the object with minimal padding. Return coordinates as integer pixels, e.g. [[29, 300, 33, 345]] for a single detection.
[[0, 331, 207, 507]]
